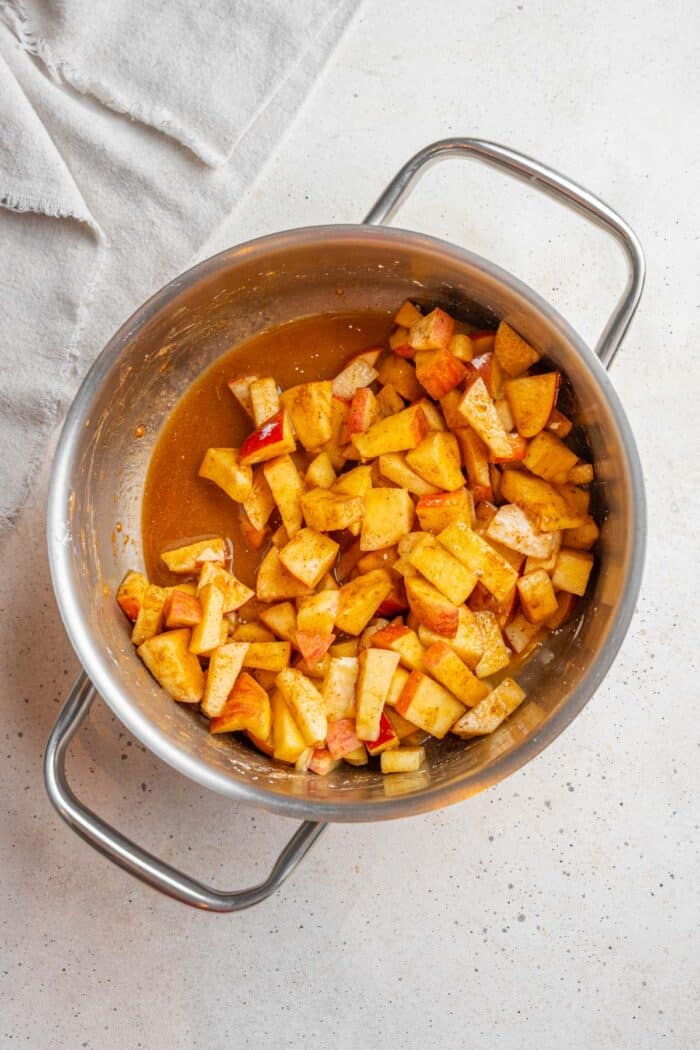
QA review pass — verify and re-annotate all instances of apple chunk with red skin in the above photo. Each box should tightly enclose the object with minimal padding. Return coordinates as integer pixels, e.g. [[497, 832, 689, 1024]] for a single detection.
[[239, 410, 296, 466]]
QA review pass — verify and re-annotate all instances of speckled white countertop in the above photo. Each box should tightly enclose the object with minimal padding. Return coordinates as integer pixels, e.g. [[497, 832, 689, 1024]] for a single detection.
[[1, 2, 698, 1047]]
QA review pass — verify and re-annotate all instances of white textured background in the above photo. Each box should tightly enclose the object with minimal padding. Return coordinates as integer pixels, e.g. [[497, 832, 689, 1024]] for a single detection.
[[1, 1, 698, 1047]]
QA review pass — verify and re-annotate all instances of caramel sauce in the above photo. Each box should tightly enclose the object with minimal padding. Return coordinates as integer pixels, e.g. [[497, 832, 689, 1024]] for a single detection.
[[142, 311, 392, 588]]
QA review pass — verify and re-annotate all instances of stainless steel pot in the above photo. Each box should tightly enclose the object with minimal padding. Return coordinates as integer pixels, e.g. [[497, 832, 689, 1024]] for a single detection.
[[45, 139, 646, 911]]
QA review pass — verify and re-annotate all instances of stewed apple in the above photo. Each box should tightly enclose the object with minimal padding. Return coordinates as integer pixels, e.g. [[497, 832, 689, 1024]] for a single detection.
[[122, 301, 598, 775]]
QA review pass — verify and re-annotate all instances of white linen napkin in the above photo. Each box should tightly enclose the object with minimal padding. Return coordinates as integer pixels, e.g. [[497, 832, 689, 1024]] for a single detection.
[[0, 0, 356, 531]]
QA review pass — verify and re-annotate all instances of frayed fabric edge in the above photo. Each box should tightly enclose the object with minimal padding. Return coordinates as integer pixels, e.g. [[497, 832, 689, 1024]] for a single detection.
[[0, 188, 107, 531], [0, 0, 229, 166]]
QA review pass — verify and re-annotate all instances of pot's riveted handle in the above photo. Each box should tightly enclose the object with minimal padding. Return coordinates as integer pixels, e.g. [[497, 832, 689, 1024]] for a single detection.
[[364, 138, 645, 369], [45, 673, 327, 912]]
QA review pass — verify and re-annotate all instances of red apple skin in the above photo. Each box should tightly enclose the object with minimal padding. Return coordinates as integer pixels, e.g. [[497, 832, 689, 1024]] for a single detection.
[[490, 434, 527, 464], [117, 596, 140, 622], [391, 342, 414, 359], [365, 710, 399, 755], [376, 593, 408, 617], [239, 410, 295, 465]]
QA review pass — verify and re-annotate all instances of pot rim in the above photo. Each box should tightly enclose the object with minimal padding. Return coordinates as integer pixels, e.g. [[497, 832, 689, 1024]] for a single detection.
[[47, 223, 646, 822]]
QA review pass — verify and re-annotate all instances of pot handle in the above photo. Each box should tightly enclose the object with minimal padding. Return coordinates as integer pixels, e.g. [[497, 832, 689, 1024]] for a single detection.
[[364, 137, 645, 368], [45, 673, 327, 912]]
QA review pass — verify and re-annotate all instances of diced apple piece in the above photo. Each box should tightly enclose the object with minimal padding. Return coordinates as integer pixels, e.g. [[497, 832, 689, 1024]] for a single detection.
[[163, 589, 202, 629], [297, 593, 339, 638], [408, 307, 455, 351], [280, 381, 333, 451], [405, 431, 464, 491], [504, 611, 543, 655], [395, 670, 464, 739], [256, 547, 313, 602], [365, 710, 399, 755], [563, 517, 599, 550], [332, 357, 379, 401], [405, 576, 459, 638], [551, 548, 594, 596], [305, 451, 336, 490], [415, 488, 474, 534], [381, 746, 425, 773], [412, 398, 446, 432], [322, 656, 359, 720], [276, 668, 327, 746], [517, 569, 559, 623], [239, 510, 267, 551], [347, 387, 380, 436], [263, 454, 304, 537], [333, 464, 373, 497], [326, 718, 364, 760], [437, 521, 518, 602], [504, 373, 560, 438], [227, 374, 258, 419], [201, 641, 249, 717], [355, 648, 400, 740], [449, 333, 474, 362], [524, 431, 579, 484], [198, 448, 253, 503], [294, 653, 331, 681], [335, 569, 393, 635], [418, 605, 484, 669], [117, 570, 148, 622], [473, 611, 510, 678], [278, 528, 339, 589], [544, 591, 577, 630], [468, 581, 517, 630], [495, 397, 515, 432], [455, 426, 493, 502], [451, 677, 525, 738], [301, 488, 364, 532], [209, 672, 271, 738], [376, 584, 408, 617], [568, 461, 594, 485], [376, 356, 421, 402], [242, 469, 276, 533], [189, 583, 225, 655], [384, 706, 422, 742], [470, 330, 496, 355], [361, 488, 415, 551], [423, 641, 490, 706], [385, 665, 411, 707], [161, 538, 226, 575], [249, 377, 280, 427], [329, 639, 359, 658], [486, 503, 557, 559], [247, 729, 274, 757], [439, 388, 465, 429], [242, 641, 292, 671], [138, 628, 204, 703], [494, 321, 541, 376], [389, 326, 413, 356], [457, 377, 513, 459], [555, 482, 590, 517], [371, 624, 426, 671], [407, 538, 477, 605], [500, 470, 587, 532], [295, 632, 335, 668], [376, 383, 406, 417], [378, 452, 440, 496], [352, 405, 428, 459], [414, 348, 467, 399], [258, 601, 297, 642], [240, 409, 296, 466], [271, 689, 307, 764], [196, 563, 252, 614], [395, 300, 422, 328], [131, 584, 167, 645], [322, 397, 351, 469], [489, 433, 528, 465], [308, 749, 341, 776], [546, 408, 573, 438]]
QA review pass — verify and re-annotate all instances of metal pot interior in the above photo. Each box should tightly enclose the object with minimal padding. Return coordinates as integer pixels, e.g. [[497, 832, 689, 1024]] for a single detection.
[[49, 226, 644, 821]]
